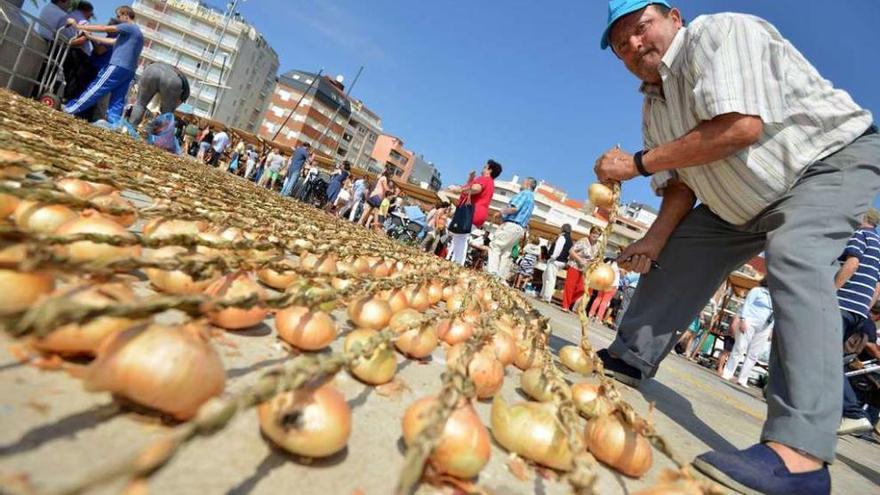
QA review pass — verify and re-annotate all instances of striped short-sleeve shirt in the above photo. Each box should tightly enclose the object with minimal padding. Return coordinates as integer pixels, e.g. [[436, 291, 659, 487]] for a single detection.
[[838, 228, 880, 318], [645, 13, 873, 225]]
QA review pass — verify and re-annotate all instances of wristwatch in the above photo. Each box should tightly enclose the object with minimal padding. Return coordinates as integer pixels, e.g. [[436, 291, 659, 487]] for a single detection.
[[634, 150, 652, 177]]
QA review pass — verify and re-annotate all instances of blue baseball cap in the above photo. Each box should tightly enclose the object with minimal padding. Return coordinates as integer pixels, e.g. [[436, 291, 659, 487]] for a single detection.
[[600, 0, 671, 50]]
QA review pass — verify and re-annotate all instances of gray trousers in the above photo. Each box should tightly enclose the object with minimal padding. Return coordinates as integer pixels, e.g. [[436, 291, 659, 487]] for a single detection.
[[609, 131, 880, 463], [129, 63, 186, 127]]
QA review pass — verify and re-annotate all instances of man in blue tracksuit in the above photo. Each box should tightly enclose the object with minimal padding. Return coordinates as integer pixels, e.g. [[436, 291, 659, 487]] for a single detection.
[[281, 142, 310, 197], [63, 5, 143, 126]]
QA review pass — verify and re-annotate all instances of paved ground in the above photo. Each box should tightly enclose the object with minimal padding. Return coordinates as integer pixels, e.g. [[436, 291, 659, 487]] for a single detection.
[[0, 289, 878, 494]]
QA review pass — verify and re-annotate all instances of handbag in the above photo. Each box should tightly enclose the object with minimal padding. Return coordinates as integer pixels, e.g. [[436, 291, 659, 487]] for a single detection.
[[448, 188, 474, 234]]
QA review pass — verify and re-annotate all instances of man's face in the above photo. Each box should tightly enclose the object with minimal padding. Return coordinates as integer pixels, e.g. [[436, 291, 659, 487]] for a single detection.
[[589, 231, 600, 243], [116, 10, 131, 22], [609, 6, 682, 84]]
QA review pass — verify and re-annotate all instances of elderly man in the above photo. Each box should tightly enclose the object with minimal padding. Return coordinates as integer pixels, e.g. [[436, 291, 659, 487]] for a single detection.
[[593, 1, 878, 494], [486, 177, 536, 279]]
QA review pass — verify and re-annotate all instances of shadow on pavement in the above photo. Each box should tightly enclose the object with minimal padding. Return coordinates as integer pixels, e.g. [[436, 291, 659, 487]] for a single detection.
[[0, 402, 120, 457], [639, 379, 738, 454], [226, 451, 286, 495], [836, 451, 880, 485], [226, 356, 289, 380]]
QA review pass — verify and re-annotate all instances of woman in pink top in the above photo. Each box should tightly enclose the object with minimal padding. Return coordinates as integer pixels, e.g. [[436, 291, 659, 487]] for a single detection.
[[446, 160, 502, 266], [358, 169, 392, 227]]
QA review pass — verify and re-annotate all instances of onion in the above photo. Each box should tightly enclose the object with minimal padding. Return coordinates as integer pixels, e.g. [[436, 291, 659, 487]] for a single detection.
[[216, 227, 244, 242], [571, 383, 616, 419], [442, 285, 455, 301], [559, 345, 594, 374], [144, 246, 220, 294], [34, 282, 141, 356], [256, 260, 299, 290], [445, 292, 465, 313], [446, 345, 503, 399], [86, 181, 116, 196], [351, 256, 371, 274], [13, 200, 77, 233], [0, 165, 28, 179], [142, 218, 205, 239], [55, 211, 141, 264], [57, 178, 96, 199], [436, 318, 474, 346], [490, 395, 572, 470], [490, 331, 516, 366], [89, 192, 137, 227], [520, 366, 566, 402], [370, 259, 391, 278], [0, 259, 54, 315], [588, 183, 614, 209], [588, 263, 616, 291], [585, 414, 653, 478], [83, 323, 225, 420], [257, 384, 351, 457], [427, 282, 445, 304], [347, 296, 392, 330], [384, 288, 410, 313], [203, 272, 267, 330], [0, 193, 18, 219], [330, 276, 354, 292], [402, 396, 491, 479], [394, 323, 438, 359], [405, 285, 431, 311], [514, 344, 544, 371], [388, 308, 422, 333], [632, 478, 707, 495], [275, 306, 337, 350], [300, 252, 337, 274], [344, 328, 397, 385]]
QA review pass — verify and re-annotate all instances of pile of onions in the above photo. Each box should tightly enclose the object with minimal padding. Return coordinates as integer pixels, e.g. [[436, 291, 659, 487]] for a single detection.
[[300, 252, 337, 274], [394, 322, 438, 359], [588, 263, 616, 291], [258, 384, 351, 458], [142, 218, 205, 239], [436, 318, 474, 345], [585, 414, 653, 478], [402, 396, 490, 479], [256, 259, 299, 290], [520, 366, 568, 402], [0, 245, 54, 316], [347, 296, 392, 330], [490, 396, 572, 471], [588, 182, 614, 209], [144, 246, 220, 294], [446, 345, 503, 399], [89, 192, 136, 227], [203, 272, 267, 330], [13, 200, 76, 233], [55, 211, 141, 263], [56, 178, 96, 200], [83, 323, 225, 420], [344, 329, 397, 385], [275, 306, 336, 350], [571, 383, 616, 419], [559, 345, 594, 374], [34, 281, 141, 356]]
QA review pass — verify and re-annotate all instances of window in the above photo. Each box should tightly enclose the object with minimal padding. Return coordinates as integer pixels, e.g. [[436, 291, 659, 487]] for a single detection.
[[271, 106, 283, 117], [286, 130, 298, 140], [277, 90, 290, 101], [337, 148, 348, 157], [342, 133, 353, 142]]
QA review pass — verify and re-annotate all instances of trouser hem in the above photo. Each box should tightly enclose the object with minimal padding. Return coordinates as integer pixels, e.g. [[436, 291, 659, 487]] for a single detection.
[[761, 417, 837, 464], [608, 339, 656, 377]]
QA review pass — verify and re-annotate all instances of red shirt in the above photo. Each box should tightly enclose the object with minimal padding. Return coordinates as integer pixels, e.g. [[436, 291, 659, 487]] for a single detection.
[[458, 176, 494, 228]]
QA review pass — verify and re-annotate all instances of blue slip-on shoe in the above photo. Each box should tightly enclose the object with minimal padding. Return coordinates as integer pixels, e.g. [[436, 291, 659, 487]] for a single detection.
[[597, 348, 642, 387], [693, 444, 830, 495]]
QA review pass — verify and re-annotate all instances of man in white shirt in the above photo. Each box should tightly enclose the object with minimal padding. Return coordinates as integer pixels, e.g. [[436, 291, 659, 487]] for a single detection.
[[540, 223, 573, 303], [209, 129, 230, 167]]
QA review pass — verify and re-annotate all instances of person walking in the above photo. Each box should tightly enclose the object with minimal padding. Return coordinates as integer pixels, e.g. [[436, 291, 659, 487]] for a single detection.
[[282, 142, 310, 197], [63, 5, 143, 126], [721, 279, 774, 387], [835, 212, 880, 435], [196, 125, 213, 162], [209, 128, 230, 167], [445, 161, 502, 266], [593, 1, 878, 492], [562, 227, 602, 311], [487, 177, 536, 279], [346, 177, 368, 222], [358, 169, 392, 226], [243, 145, 258, 179], [325, 161, 351, 208], [128, 62, 189, 127], [540, 224, 573, 303]]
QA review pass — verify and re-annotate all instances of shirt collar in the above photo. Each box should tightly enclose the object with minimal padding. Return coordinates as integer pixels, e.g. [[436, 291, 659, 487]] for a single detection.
[[638, 26, 687, 99]]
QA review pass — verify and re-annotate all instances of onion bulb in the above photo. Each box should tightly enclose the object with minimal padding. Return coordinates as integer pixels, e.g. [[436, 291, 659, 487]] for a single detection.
[[442, 285, 455, 301], [402, 396, 491, 479], [344, 329, 397, 385], [351, 257, 371, 274], [520, 366, 567, 402], [571, 383, 616, 419], [275, 306, 336, 350], [585, 414, 653, 478], [34, 282, 141, 356], [300, 252, 337, 274], [490, 331, 516, 366], [258, 384, 351, 457], [55, 211, 141, 264], [142, 218, 205, 240], [388, 308, 422, 333], [514, 344, 544, 370], [86, 181, 116, 196], [83, 323, 225, 420], [0, 193, 18, 219], [427, 282, 445, 305], [490, 395, 572, 471], [588, 263, 616, 291], [256, 260, 299, 290], [89, 192, 136, 227], [436, 318, 474, 346], [144, 246, 220, 295], [203, 272, 267, 330], [588, 183, 614, 209], [446, 345, 503, 399], [13, 200, 76, 233], [559, 345, 594, 374], [405, 285, 431, 311], [384, 288, 410, 313], [370, 259, 391, 278], [56, 178, 96, 200], [395, 323, 438, 359], [0, 260, 54, 316], [347, 296, 392, 330], [445, 292, 465, 313]]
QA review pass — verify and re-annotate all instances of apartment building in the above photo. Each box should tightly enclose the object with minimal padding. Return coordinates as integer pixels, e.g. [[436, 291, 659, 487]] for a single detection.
[[370, 134, 413, 179]]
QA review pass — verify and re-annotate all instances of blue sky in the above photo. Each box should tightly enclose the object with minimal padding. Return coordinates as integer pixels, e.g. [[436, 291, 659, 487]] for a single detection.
[[55, 0, 879, 209]]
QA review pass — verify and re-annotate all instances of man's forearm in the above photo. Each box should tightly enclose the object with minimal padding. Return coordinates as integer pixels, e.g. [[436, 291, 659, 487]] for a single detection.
[[646, 180, 697, 244], [642, 113, 763, 174], [835, 257, 860, 289]]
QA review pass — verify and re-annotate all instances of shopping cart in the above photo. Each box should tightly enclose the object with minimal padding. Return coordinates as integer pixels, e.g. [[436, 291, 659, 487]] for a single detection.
[[0, 0, 72, 109]]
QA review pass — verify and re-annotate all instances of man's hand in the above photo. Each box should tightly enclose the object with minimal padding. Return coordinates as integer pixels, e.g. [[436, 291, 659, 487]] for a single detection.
[[594, 147, 638, 182], [618, 234, 664, 273]]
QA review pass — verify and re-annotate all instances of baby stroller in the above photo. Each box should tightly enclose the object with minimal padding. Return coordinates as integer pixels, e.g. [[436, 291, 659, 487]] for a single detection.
[[302, 176, 328, 208], [387, 215, 423, 246]]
